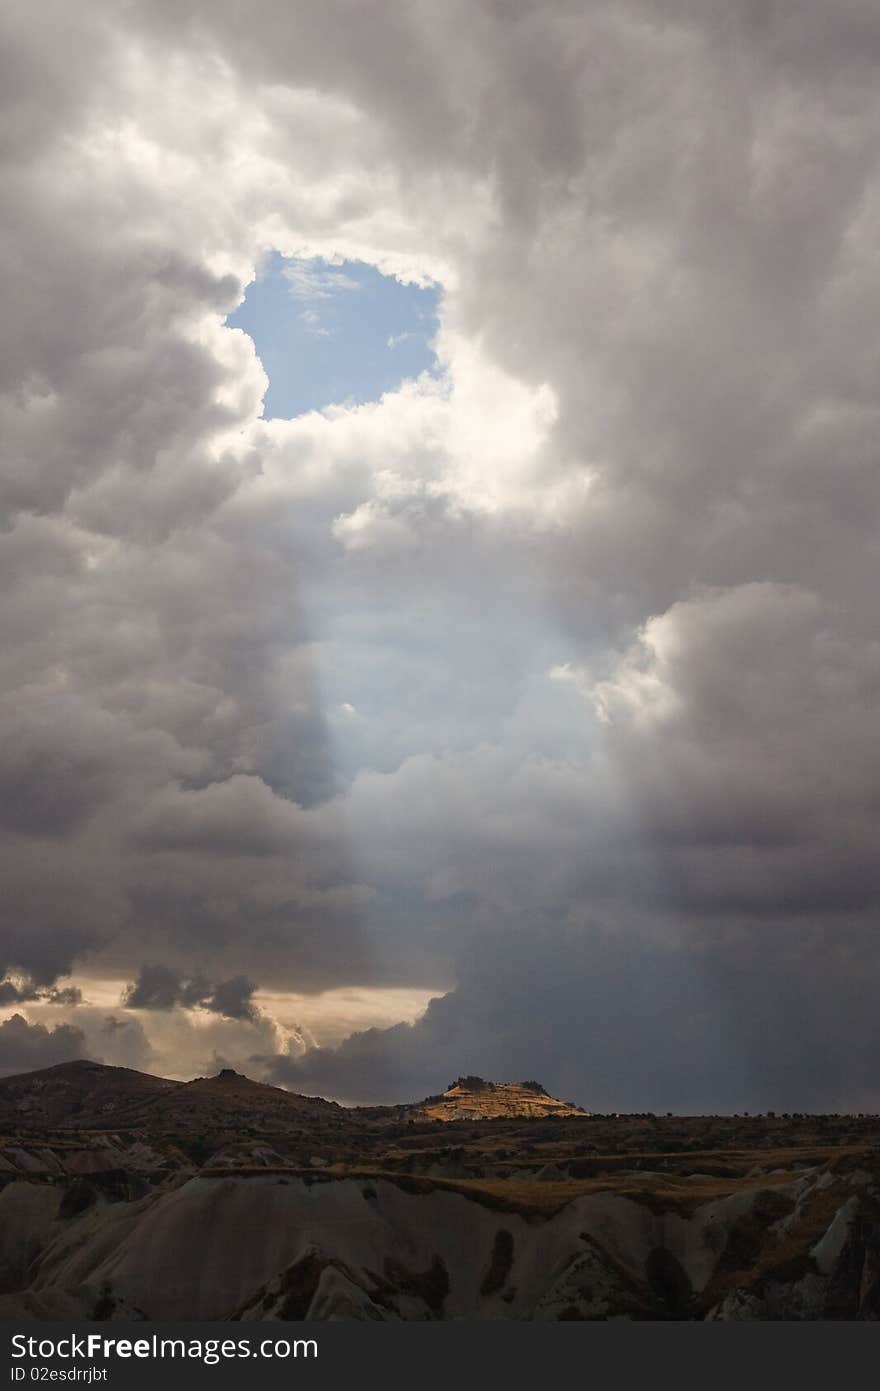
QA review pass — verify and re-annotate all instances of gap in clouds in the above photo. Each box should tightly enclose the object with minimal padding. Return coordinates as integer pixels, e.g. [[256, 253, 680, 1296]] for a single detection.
[[226, 251, 441, 419]]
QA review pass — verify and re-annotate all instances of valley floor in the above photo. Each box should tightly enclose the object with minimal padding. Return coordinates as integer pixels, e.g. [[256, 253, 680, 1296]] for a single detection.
[[2, 1114, 879, 1320]]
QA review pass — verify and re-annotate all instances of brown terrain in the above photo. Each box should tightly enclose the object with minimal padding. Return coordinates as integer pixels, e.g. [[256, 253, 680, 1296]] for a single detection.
[[1, 1060, 879, 1321], [404, 1076, 587, 1122]]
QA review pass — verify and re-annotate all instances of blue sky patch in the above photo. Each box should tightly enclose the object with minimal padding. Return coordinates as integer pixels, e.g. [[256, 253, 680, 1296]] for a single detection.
[[227, 252, 441, 419]]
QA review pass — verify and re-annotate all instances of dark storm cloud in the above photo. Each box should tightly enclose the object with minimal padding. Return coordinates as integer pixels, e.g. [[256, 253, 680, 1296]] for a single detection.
[[123, 964, 259, 1022], [0, 980, 82, 1007], [123, 965, 183, 1012], [2, 0, 880, 1107], [0, 1014, 86, 1078], [207, 976, 259, 1023], [269, 921, 880, 1114], [0, 982, 30, 1007]]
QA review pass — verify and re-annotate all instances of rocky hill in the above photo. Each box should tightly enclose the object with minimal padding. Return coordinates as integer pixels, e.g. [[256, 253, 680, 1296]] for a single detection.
[[0, 1059, 176, 1129], [0, 1061, 584, 1131], [131, 1068, 346, 1133], [409, 1076, 589, 1122], [0, 1061, 346, 1134]]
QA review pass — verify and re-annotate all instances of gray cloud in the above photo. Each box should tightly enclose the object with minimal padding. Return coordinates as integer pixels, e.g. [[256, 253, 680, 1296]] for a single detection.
[[1, 1, 879, 1107], [123, 965, 185, 1013], [206, 976, 260, 1023], [123, 965, 259, 1022], [269, 920, 880, 1113], [0, 979, 82, 1007], [0, 1014, 86, 1078]]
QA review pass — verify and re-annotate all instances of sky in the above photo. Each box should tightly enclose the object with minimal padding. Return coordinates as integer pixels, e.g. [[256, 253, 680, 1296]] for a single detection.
[[2, 0, 880, 1111], [226, 252, 439, 419]]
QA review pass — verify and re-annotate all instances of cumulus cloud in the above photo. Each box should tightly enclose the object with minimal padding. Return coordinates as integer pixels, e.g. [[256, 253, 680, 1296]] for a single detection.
[[0, 979, 82, 1008], [123, 965, 259, 1022], [2, 0, 880, 1107], [0, 1015, 86, 1078]]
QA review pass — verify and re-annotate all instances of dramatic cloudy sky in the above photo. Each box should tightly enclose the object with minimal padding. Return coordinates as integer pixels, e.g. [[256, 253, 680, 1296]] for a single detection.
[[3, 0, 880, 1111]]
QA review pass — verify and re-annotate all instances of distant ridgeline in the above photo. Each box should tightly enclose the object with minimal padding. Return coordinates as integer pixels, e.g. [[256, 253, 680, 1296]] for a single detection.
[[0, 1058, 588, 1133]]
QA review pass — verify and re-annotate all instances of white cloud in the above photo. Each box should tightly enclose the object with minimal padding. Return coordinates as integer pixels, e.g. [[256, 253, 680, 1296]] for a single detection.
[[282, 260, 361, 301]]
